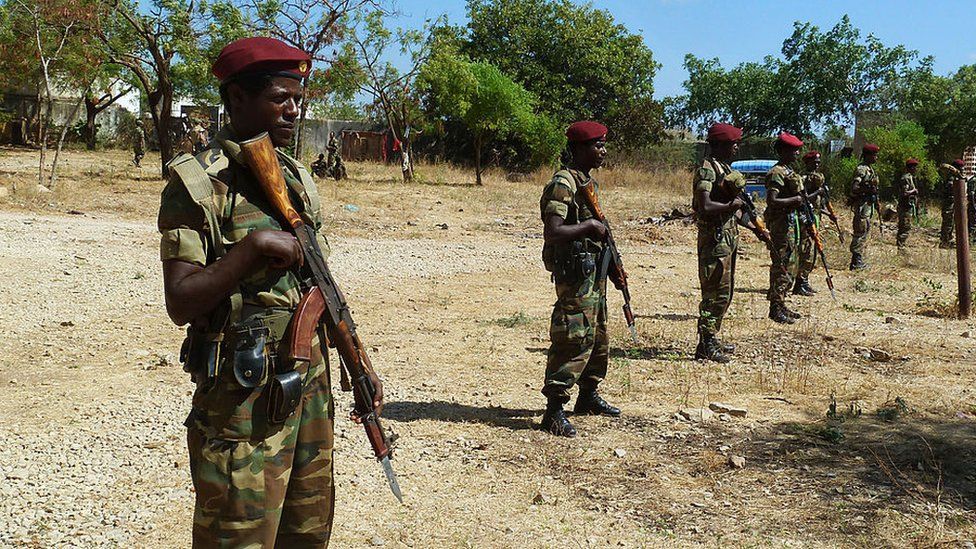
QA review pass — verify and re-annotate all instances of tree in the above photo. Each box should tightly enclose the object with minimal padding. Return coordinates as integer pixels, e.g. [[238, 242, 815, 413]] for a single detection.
[[419, 53, 556, 184], [780, 15, 924, 128], [1, 0, 97, 189], [331, 11, 435, 181], [461, 0, 661, 148], [825, 120, 936, 198], [95, 0, 210, 177], [898, 64, 976, 161]]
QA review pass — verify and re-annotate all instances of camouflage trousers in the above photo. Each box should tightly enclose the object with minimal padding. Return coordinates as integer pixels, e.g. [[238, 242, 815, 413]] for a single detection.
[[542, 268, 609, 405], [797, 221, 817, 280], [766, 215, 795, 305], [187, 333, 335, 548], [940, 201, 954, 247], [849, 202, 873, 256], [896, 205, 913, 248], [696, 226, 738, 336]]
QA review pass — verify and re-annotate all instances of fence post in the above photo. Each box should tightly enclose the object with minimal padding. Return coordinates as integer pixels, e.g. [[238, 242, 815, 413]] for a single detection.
[[954, 176, 972, 319]]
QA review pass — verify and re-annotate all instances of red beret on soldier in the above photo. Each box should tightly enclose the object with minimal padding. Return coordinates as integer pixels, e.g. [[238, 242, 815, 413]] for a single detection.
[[906, 158, 919, 167], [803, 150, 821, 161], [706, 123, 742, 143], [565, 121, 608, 143], [776, 132, 803, 149], [863, 143, 880, 154], [953, 158, 966, 169], [212, 36, 311, 83]]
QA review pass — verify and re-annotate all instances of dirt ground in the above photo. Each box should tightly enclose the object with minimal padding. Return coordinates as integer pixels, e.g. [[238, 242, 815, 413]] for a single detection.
[[2, 147, 976, 548]]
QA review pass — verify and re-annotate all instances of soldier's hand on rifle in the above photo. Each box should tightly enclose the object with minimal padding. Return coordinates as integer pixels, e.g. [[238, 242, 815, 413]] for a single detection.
[[350, 370, 384, 423], [248, 229, 304, 269], [583, 218, 608, 240], [730, 196, 744, 211]]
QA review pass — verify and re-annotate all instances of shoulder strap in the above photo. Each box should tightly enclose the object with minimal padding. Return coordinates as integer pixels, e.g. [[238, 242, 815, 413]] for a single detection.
[[166, 152, 242, 326], [278, 152, 322, 223]]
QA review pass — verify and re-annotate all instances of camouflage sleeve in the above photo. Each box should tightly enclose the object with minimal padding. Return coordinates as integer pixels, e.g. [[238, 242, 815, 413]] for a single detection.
[[693, 166, 716, 194], [157, 178, 208, 267], [541, 179, 575, 220], [851, 165, 870, 194], [765, 167, 786, 192], [900, 174, 912, 196]]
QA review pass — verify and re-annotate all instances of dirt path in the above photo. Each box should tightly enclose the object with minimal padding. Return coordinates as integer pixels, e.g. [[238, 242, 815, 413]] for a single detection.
[[2, 150, 976, 547]]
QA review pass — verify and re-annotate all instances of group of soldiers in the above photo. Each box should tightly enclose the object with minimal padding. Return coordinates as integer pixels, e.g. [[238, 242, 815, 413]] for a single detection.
[[537, 122, 976, 436], [154, 33, 974, 546], [311, 130, 347, 180]]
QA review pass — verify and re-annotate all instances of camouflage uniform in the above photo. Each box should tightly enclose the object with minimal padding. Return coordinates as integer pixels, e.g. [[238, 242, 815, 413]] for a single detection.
[[764, 163, 803, 305], [849, 163, 880, 257], [798, 171, 825, 280], [939, 166, 959, 247], [540, 168, 609, 405], [896, 172, 917, 248], [159, 127, 336, 547], [692, 157, 738, 337]]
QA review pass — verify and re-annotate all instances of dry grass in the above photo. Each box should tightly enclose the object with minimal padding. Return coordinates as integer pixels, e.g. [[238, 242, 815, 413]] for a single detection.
[[3, 146, 976, 547]]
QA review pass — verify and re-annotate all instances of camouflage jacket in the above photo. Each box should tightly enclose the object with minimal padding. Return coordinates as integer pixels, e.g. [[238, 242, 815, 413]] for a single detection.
[[803, 171, 826, 211], [849, 164, 879, 202], [540, 167, 602, 270], [692, 157, 737, 233], [764, 162, 803, 222], [158, 127, 330, 315], [898, 173, 917, 205]]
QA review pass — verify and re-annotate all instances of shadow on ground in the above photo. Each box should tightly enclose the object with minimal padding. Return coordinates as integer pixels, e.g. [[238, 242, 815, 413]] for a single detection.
[[384, 400, 540, 430]]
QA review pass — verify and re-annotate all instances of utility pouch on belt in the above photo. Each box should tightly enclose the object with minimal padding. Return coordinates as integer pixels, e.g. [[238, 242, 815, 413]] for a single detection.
[[268, 370, 303, 424], [554, 240, 597, 283], [180, 328, 222, 386], [232, 325, 270, 389]]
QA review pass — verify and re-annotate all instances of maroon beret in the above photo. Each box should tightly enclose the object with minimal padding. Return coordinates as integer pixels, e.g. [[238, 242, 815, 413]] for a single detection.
[[776, 132, 803, 149], [803, 151, 821, 161], [863, 143, 880, 154], [213, 37, 311, 83], [566, 121, 608, 143], [906, 158, 919, 166], [706, 123, 742, 143], [953, 158, 966, 168]]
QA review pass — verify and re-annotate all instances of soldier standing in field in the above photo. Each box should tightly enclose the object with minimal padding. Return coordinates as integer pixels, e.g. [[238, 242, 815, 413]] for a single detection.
[[794, 150, 825, 296], [896, 158, 920, 249], [938, 159, 965, 248], [848, 143, 881, 269], [539, 121, 621, 438], [158, 36, 383, 547], [765, 133, 806, 323], [692, 123, 749, 362], [132, 122, 146, 167]]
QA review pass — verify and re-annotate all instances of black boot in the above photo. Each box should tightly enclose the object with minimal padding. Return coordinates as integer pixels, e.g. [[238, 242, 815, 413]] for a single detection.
[[849, 253, 868, 270], [769, 303, 796, 324], [541, 403, 577, 437], [792, 277, 816, 296], [574, 389, 621, 417], [783, 304, 802, 319], [695, 333, 730, 363], [715, 337, 735, 355]]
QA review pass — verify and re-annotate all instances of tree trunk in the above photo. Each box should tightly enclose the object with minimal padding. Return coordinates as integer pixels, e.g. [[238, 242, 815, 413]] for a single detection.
[[37, 90, 53, 189], [148, 79, 175, 179], [84, 95, 98, 150], [49, 85, 89, 191], [474, 132, 483, 186]]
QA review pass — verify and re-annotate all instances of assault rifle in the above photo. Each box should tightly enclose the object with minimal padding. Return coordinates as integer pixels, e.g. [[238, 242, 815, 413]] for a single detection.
[[869, 191, 885, 236], [577, 179, 639, 346], [737, 189, 774, 249], [240, 132, 402, 503], [800, 194, 836, 301], [821, 184, 845, 243]]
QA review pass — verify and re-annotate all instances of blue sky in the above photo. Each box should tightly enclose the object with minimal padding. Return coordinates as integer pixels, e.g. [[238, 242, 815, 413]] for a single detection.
[[390, 0, 976, 99]]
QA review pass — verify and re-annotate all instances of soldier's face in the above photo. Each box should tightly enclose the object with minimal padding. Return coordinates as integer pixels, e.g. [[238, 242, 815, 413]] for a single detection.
[[864, 152, 878, 165], [711, 141, 737, 162], [908, 165, 918, 174], [805, 158, 821, 171], [229, 76, 303, 147], [574, 139, 607, 171]]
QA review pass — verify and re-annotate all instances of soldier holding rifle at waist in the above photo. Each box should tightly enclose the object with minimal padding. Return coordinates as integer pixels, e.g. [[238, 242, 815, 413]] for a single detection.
[[539, 121, 626, 438], [158, 37, 388, 547]]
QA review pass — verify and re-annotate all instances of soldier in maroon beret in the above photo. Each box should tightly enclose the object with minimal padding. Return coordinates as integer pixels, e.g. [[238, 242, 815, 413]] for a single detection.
[[897, 158, 920, 247], [848, 143, 881, 269], [158, 36, 382, 547], [764, 132, 807, 322], [795, 149, 827, 297], [539, 120, 622, 437]]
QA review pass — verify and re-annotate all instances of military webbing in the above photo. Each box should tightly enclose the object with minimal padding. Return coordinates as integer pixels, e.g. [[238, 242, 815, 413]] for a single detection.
[[167, 153, 243, 327], [278, 151, 321, 223]]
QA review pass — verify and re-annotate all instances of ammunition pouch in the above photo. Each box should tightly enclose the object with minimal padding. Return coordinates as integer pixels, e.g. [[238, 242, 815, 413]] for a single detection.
[[552, 240, 599, 284], [231, 325, 270, 389], [180, 328, 222, 387], [268, 370, 303, 424]]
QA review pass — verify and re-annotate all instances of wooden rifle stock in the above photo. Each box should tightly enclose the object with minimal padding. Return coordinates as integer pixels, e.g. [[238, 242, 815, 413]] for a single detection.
[[239, 133, 303, 230]]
